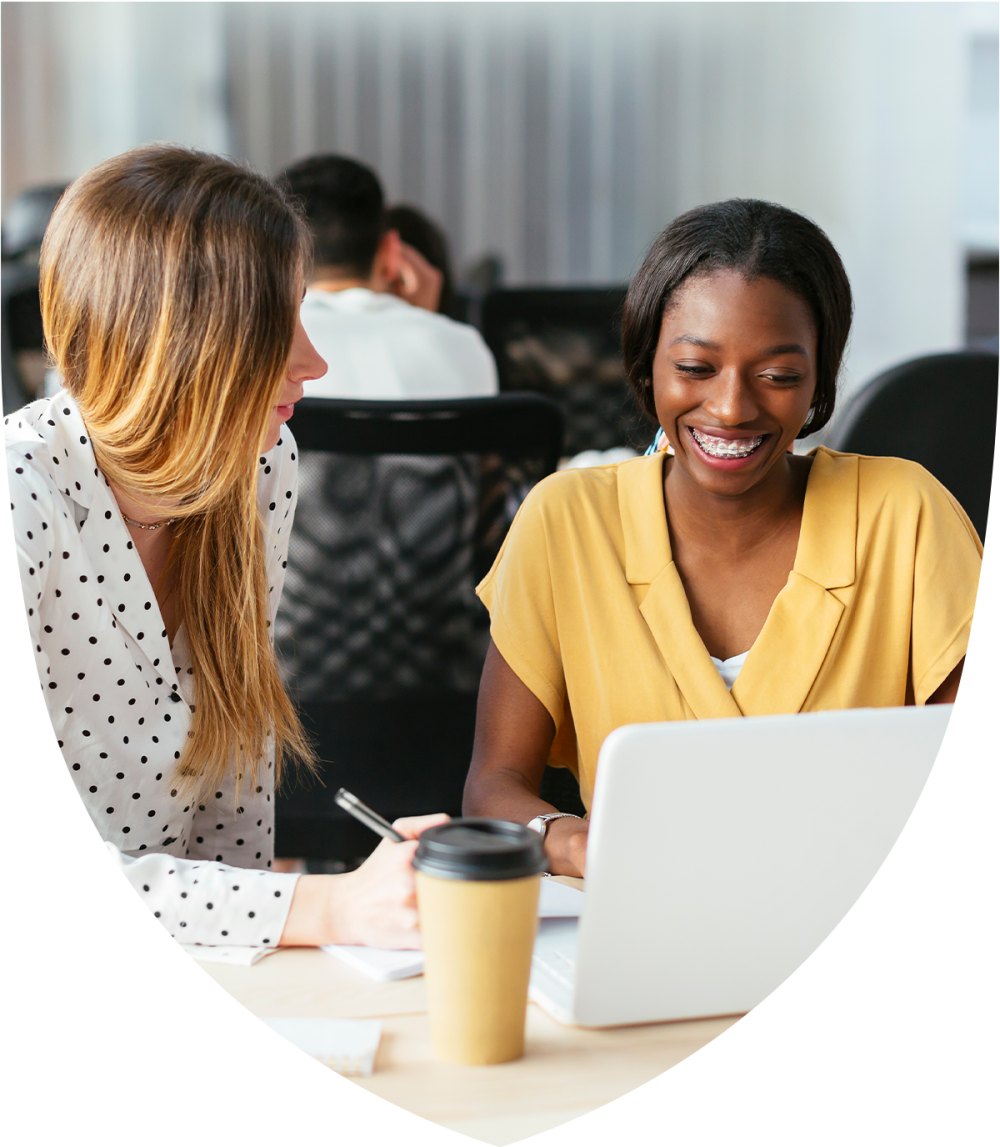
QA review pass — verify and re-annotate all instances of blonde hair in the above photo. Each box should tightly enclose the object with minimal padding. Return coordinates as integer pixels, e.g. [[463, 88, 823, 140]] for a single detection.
[[40, 144, 316, 800]]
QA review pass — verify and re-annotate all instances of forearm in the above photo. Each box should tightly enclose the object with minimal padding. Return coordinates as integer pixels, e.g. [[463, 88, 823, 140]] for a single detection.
[[464, 643, 586, 876], [463, 763, 560, 822], [278, 874, 338, 946], [462, 642, 556, 820]]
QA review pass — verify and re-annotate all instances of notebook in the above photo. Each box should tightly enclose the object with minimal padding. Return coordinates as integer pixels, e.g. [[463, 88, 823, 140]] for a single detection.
[[528, 705, 952, 1027]]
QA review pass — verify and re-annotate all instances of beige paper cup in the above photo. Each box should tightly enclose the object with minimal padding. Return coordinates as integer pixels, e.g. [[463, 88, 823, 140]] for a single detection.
[[414, 819, 547, 1065]]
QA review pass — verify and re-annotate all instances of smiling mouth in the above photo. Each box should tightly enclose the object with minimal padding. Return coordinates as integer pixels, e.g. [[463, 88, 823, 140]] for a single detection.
[[690, 428, 766, 459]]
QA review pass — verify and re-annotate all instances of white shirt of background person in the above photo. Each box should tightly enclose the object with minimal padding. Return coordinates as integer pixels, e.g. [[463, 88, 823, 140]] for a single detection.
[[300, 227, 499, 402]]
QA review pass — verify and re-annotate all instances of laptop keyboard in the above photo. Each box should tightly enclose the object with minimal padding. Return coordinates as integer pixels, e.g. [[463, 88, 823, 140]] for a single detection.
[[532, 918, 579, 991]]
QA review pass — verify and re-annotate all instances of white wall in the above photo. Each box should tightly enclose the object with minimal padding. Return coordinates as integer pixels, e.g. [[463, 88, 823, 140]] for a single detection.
[[2, 2, 996, 394], [962, 21, 1000, 254], [1, 1, 230, 197], [220, 1, 999, 392]]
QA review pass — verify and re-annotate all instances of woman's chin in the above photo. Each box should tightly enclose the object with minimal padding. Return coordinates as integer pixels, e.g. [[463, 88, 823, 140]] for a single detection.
[[261, 419, 282, 454]]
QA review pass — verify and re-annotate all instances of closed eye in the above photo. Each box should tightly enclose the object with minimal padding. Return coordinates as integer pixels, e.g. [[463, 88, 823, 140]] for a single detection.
[[673, 362, 715, 376]]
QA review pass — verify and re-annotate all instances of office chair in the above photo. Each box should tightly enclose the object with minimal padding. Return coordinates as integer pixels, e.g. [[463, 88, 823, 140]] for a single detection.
[[825, 351, 997, 541], [274, 393, 583, 864], [480, 286, 653, 457], [1, 183, 67, 262], [2, 263, 45, 413]]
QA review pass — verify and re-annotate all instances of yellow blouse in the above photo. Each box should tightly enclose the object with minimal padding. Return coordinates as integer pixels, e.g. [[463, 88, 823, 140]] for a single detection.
[[476, 448, 983, 811]]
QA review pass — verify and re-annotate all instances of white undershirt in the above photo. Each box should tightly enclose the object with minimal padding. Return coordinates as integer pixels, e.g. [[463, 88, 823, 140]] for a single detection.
[[709, 650, 750, 690]]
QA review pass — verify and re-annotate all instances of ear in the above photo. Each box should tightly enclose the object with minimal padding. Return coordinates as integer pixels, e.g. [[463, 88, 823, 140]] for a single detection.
[[370, 229, 403, 291]]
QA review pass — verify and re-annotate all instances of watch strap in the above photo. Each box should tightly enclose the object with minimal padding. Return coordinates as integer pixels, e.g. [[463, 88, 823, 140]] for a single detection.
[[526, 812, 582, 837]]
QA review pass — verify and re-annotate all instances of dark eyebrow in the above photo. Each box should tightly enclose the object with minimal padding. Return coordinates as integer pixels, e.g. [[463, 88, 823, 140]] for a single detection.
[[763, 343, 809, 356], [667, 336, 809, 357], [667, 335, 720, 350]]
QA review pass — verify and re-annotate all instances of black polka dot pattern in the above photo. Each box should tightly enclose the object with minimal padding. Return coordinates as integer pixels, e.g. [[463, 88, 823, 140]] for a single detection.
[[7, 392, 301, 947]]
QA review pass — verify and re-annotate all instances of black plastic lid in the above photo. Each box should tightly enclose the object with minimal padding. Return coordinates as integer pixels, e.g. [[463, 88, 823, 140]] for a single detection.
[[413, 818, 547, 882]]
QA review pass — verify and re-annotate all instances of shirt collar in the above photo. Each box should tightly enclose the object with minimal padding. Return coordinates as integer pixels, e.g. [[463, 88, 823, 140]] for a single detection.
[[792, 447, 858, 590], [617, 446, 859, 592], [303, 286, 410, 314], [24, 390, 103, 511]]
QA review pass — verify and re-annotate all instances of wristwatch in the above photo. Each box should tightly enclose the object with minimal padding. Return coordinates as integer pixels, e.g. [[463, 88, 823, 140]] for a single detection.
[[526, 812, 582, 838]]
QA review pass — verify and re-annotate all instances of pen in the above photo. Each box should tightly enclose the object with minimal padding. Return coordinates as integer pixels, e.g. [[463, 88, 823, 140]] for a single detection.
[[334, 787, 406, 843]]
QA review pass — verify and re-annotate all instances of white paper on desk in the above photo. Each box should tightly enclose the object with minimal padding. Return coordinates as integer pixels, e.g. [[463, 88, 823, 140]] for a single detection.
[[321, 944, 425, 982], [261, 1016, 382, 1076], [538, 879, 586, 917], [180, 943, 279, 966], [321, 878, 585, 982]]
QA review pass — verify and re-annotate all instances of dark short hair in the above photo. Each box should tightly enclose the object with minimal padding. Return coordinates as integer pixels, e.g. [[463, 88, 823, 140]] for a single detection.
[[621, 199, 853, 438], [384, 203, 457, 318], [280, 154, 385, 278]]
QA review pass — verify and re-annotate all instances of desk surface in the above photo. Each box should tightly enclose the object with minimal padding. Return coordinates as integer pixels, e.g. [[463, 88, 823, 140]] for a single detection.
[[199, 882, 740, 1145]]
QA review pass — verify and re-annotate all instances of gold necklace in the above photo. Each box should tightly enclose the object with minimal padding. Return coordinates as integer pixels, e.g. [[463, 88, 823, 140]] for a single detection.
[[122, 513, 177, 531]]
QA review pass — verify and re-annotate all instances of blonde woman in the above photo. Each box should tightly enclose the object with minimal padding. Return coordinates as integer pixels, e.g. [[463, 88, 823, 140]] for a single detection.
[[6, 145, 444, 949]]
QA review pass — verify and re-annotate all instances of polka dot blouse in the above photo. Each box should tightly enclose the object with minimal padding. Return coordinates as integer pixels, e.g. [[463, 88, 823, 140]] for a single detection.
[[6, 392, 303, 947]]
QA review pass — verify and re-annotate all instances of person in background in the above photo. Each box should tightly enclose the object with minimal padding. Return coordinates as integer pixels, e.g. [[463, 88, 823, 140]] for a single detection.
[[384, 203, 458, 319], [281, 155, 497, 400]]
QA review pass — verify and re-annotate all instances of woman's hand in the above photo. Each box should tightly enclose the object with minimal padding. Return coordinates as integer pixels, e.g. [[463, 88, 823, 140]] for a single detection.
[[278, 813, 449, 949], [543, 816, 589, 879]]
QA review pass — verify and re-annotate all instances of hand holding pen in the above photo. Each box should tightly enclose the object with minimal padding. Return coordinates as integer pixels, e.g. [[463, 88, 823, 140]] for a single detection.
[[278, 792, 449, 950], [334, 788, 408, 842]]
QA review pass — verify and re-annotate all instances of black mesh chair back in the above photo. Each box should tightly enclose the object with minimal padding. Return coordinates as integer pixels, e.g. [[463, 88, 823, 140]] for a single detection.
[[274, 394, 578, 863], [2, 263, 45, 413], [825, 351, 997, 541], [480, 286, 654, 457]]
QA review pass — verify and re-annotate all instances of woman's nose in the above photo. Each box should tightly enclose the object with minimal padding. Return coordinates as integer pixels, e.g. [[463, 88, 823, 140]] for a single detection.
[[703, 369, 759, 426], [288, 315, 327, 384]]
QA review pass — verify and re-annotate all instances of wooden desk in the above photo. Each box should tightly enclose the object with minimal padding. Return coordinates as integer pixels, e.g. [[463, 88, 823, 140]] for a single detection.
[[199, 884, 740, 1145]]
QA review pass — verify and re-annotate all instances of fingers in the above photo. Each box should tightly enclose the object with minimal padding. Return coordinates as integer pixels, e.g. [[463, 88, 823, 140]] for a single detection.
[[391, 812, 451, 840], [367, 835, 419, 868], [394, 258, 421, 297], [398, 240, 438, 277], [392, 244, 444, 312]]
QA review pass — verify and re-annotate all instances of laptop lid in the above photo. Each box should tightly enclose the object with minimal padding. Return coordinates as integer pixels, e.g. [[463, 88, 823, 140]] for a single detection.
[[571, 705, 951, 1027]]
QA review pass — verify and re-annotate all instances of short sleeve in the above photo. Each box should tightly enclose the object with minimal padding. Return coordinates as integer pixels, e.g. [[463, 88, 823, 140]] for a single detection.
[[475, 482, 566, 723], [910, 477, 983, 704]]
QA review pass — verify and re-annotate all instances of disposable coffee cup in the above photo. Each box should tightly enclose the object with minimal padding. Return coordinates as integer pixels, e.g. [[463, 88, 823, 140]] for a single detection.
[[413, 818, 547, 1065]]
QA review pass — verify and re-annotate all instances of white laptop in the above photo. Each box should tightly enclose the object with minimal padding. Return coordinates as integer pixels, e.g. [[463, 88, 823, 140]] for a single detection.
[[529, 705, 951, 1028]]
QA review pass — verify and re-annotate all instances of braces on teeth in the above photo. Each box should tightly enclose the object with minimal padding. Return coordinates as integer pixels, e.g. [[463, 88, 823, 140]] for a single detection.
[[691, 429, 764, 458]]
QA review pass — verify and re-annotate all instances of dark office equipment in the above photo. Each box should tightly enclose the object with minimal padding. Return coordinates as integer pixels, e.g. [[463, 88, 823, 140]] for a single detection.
[[966, 255, 999, 349], [825, 351, 997, 541], [1, 183, 67, 262], [274, 394, 582, 864], [2, 263, 45, 413], [480, 286, 653, 457], [2, 183, 67, 414]]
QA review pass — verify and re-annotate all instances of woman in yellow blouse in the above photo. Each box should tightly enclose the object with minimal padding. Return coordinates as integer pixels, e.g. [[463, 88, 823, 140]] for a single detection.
[[463, 199, 983, 878]]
